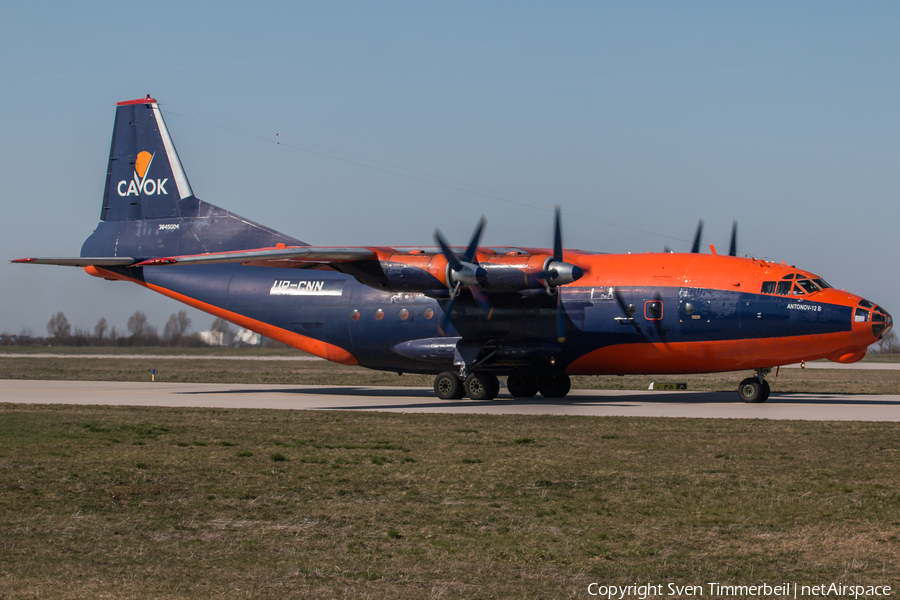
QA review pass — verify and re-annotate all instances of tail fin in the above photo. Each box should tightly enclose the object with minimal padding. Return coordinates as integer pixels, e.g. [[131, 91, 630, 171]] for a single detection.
[[82, 96, 304, 259], [102, 96, 194, 221]]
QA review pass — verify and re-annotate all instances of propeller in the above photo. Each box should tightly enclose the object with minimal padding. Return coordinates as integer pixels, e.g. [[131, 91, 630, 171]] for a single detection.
[[434, 218, 488, 335], [690, 219, 704, 254], [728, 220, 738, 257], [433, 208, 583, 342], [551, 206, 567, 342]]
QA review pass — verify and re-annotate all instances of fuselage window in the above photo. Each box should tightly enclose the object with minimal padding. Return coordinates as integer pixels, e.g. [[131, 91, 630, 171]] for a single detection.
[[645, 301, 663, 320], [399, 308, 409, 320], [350, 309, 360, 321], [424, 308, 434, 320], [374, 308, 385, 321], [776, 281, 793, 295], [761, 281, 776, 294]]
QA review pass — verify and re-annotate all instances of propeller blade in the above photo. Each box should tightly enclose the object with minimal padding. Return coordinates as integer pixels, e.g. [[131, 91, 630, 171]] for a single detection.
[[553, 206, 563, 263], [728, 220, 738, 257], [434, 229, 462, 271], [463, 217, 487, 263], [437, 283, 462, 336], [469, 286, 493, 318], [690, 219, 704, 254], [556, 289, 566, 342]]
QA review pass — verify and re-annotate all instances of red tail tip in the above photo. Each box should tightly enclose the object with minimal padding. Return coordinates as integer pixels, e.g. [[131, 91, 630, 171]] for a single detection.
[[117, 95, 158, 106]]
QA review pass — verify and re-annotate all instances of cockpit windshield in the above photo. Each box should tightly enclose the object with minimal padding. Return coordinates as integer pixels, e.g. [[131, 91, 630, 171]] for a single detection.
[[795, 279, 821, 294], [761, 273, 825, 296]]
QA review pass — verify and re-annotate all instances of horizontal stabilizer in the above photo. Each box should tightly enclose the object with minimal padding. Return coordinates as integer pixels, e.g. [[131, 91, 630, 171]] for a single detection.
[[11, 257, 136, 267]]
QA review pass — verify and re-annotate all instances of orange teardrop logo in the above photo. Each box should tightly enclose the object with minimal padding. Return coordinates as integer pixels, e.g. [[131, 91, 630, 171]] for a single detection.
[[135, 151, 152, 178]]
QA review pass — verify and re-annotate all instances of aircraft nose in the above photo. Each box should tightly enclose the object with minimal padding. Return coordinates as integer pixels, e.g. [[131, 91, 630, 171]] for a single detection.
[[872, 305, 892, 339]]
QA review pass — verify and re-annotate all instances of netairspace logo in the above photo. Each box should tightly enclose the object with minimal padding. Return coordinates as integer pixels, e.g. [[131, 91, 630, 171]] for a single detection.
[[585, 582, 893, 599], [117, 151, 168, 197]]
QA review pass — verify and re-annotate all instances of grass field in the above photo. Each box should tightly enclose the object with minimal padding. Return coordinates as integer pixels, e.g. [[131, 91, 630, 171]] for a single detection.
[[2, 348, 899, 598], [2, 347, 900, 394], [1, 404, 899, 599]]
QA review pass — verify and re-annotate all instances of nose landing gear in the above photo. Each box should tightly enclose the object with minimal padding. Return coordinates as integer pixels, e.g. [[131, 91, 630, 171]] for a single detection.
[[738, 368, 772, 403]]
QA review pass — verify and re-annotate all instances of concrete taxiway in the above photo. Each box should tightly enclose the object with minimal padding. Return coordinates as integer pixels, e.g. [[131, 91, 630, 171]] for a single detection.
[[2, 379, 899, 421]]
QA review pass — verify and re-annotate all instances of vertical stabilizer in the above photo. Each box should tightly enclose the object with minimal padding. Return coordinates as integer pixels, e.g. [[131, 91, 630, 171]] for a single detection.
[[101, 96, 194, 221], [83, 96, 305, 259]]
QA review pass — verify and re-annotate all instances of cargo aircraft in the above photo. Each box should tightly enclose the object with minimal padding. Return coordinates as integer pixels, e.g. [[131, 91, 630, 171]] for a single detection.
[[13, 96, 893, 402]]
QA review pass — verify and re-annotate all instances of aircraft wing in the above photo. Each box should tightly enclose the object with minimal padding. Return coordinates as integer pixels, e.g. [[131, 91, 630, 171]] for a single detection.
[[133, 247, 377, 267], [12, 247, 377, 269]]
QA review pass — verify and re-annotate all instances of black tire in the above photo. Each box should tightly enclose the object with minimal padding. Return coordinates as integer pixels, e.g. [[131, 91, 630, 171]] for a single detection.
[[506, 375, 539, 398], [538, 375, 571, 398], [465, 373, 500, 400], [738, 377, 768, 403], [760, 379, 771, 402], [434, 371, 464, 400]]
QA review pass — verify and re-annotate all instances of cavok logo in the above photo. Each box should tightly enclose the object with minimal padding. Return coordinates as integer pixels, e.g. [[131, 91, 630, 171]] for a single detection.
[[117, 151, 169, 197]]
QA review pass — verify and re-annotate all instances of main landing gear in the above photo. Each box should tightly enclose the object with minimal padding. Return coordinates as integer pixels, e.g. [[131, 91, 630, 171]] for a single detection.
[[433, 372, 572, 400], [738, 368, 772, 403], [434, 371, 500, 400]]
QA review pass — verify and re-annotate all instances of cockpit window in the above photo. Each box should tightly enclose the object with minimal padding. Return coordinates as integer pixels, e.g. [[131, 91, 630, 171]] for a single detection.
[[858, 299, 874, 309], [811, 278, 832, 289], [796, 279, 820, 294], [763, 278, 824, 296], [781, 273, 795, 280], [855, 308, 870, 322]]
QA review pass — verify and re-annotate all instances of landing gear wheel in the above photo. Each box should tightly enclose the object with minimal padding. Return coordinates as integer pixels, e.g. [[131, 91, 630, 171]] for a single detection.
[[538, 375, 571, 399], [506, 375, 539, 398], [434, 371, 464, 400], [465, 373, 500, 400], [738, 377, 770, 403]]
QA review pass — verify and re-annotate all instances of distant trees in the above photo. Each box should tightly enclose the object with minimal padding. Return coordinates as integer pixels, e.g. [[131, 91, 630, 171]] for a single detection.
[[209, 318, 235, 346], [126, 311, 159, 345], [13, 311, 246, 348], [876, 330, 898, 354], [127, 311, 150, 338], [94, 317, 108, 341], [163, 310, 192, 343], [46, 312, 71, 340]]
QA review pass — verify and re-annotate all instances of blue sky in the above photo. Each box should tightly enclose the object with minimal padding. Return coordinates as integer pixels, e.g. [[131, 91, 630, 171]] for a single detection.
[[2, 2, 898, 336]]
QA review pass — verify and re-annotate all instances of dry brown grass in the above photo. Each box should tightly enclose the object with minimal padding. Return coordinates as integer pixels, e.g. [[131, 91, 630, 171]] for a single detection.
[[1, 405, 898, 598]]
